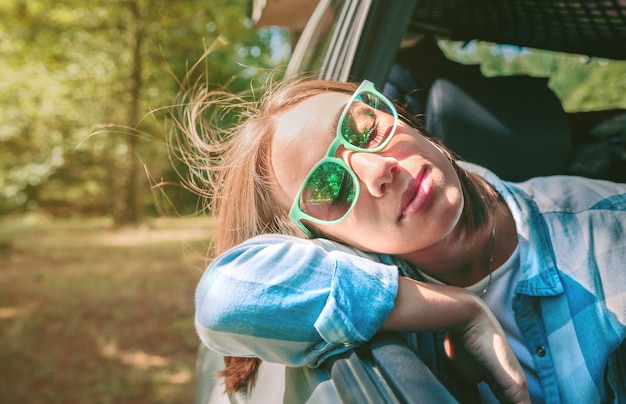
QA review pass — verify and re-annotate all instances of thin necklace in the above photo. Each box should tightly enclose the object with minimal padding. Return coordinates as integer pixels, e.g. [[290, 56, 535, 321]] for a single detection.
[[479, 209, 497, 297]]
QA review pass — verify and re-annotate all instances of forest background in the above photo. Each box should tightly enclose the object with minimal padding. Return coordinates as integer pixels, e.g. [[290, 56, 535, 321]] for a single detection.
[[1, 0, 292, 222], [1, 0, 624, 402], [1, 0, 291, 402]]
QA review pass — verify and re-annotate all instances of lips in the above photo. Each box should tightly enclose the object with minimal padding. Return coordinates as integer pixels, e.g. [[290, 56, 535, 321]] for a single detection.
[[399, 167, 430, 220]]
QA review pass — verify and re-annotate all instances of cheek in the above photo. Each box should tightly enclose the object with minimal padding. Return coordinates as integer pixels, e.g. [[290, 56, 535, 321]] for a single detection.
[[312, 215, 382, 251], [443, 184, 465, 231]]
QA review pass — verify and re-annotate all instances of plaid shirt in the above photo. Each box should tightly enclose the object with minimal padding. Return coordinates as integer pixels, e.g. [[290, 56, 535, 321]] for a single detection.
[[195, 167, 626, 403], [471, 164, 626, 403]]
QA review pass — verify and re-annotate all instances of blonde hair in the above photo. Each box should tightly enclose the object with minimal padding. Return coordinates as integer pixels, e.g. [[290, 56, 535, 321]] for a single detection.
[[172, 77, 498, 392], [172, 79, 365, 255]]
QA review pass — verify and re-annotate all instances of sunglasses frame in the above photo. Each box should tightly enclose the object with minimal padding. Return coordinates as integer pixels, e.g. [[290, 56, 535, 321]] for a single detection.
[[288, 80, 399, 236]]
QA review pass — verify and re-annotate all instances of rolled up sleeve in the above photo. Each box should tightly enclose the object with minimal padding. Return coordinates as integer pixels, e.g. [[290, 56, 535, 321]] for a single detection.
[[194, 234, 398, 367]]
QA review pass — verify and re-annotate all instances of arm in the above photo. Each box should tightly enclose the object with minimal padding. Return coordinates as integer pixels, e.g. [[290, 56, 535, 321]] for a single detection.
[[195, 234, 528, 402], [195, 234, 398, 367]]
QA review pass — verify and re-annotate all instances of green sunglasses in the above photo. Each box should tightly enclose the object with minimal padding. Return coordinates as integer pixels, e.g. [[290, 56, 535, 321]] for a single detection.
[[288, 80, 399, 236]]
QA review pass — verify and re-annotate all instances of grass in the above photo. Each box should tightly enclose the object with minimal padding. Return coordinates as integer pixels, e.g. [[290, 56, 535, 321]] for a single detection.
[[0, 214, 214, 403]]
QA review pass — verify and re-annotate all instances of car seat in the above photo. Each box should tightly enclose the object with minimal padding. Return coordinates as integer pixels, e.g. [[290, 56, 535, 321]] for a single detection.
[[388, 37, 572, 181], [425, 74, 572, 181]]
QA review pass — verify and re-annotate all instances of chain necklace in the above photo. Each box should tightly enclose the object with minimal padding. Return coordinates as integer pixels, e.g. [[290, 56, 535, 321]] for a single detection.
[[478, 208, 497, 297]]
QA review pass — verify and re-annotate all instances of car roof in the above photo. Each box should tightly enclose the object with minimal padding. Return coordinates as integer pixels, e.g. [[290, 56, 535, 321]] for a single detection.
[[408, 0, 626, 61]]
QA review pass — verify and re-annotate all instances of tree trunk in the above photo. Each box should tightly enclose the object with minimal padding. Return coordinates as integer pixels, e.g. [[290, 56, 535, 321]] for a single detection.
[[117, 0, 143, 224]]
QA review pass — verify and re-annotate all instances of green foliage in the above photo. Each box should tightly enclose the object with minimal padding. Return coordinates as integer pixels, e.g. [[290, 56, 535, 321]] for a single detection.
[[0, 0, 291, 217], [439, 40, 626, 112]]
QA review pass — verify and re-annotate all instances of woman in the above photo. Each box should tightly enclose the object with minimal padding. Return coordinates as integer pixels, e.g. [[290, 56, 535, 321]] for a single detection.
[[181, 79, 626, 403]]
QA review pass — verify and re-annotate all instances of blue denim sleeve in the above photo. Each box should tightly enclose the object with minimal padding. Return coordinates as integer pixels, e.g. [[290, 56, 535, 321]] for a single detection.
[[195, 234, 398, 367]]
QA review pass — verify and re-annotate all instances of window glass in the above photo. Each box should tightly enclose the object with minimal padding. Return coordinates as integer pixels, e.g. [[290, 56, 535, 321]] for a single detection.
[[286, 0, 346, 77]]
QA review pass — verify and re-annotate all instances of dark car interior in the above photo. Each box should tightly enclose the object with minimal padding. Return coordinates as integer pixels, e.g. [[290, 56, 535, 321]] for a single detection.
[[379, 0, 626, 183], [386, 37, 573, 182]]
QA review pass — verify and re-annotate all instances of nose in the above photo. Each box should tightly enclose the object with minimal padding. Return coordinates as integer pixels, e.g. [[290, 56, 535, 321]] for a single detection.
[[348, 151, 399, 197]]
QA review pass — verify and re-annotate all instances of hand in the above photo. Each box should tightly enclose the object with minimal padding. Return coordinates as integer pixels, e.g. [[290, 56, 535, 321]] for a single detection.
[[443, 300, 530, 404], [382, 278, 530, 403]]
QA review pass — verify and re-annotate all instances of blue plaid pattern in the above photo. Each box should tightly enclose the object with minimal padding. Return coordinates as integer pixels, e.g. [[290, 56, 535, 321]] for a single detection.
[[477, 165, 626, 403]]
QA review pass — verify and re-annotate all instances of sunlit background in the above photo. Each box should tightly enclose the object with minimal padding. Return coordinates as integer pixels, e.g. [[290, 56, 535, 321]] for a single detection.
[[1, 1, 292, 402]]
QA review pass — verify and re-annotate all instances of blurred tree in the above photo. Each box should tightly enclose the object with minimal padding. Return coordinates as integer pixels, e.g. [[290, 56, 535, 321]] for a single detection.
[[0, 0, 291, 221]]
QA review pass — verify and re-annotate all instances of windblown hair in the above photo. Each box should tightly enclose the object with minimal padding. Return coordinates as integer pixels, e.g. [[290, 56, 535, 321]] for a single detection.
[[172, 77, 498, 393]]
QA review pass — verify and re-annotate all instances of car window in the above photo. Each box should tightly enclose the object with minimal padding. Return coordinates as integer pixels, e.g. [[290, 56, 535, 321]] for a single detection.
[[285, 0, 374, 81], [285, 0, 345, 78]]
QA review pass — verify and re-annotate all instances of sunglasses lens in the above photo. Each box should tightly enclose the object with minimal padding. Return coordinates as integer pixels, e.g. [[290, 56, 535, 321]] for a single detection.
[[299, 161, 356, 221], [340, 92, 394, 149]]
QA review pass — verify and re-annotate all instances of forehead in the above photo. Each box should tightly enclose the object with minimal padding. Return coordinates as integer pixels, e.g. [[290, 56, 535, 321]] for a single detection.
[[271, 91, 350, 205], [275, 91, 349, 141]]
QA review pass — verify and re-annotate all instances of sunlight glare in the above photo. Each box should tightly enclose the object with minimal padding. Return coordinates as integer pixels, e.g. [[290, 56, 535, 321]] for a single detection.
[[0, 307, 24, 319], [100, 339, 169, 369]]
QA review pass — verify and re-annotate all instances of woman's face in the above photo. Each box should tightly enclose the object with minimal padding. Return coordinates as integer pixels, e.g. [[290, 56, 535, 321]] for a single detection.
[[271, 91, 464, 256]]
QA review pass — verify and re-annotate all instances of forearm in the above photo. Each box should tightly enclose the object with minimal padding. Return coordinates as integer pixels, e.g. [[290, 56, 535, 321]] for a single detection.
[[382, 276, 485, 333]]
